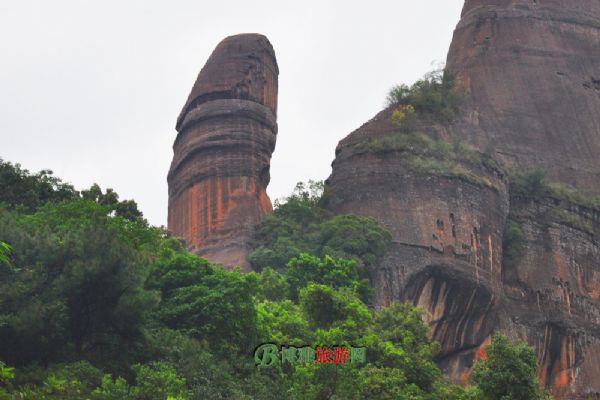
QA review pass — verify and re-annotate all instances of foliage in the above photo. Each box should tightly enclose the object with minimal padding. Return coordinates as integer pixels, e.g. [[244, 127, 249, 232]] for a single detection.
[[509, 169, 600, 234], [147, 238, 261, 355], [472, 334, 551, 400], [250, 181, 392, 284], [0, 201, 159, 372], [91, 362, 187, 400], [0, 159, 78, 212], [129, 362, 188, 400], [0, 362, 15, 383], [0, 159, 143, 220], [367, 70, 498, 189], [502, 219, 526, 266], [0, 242, 10, 268], [255, 267, 291, 301], [299, 283, 371, 331], [81, 183, 143, 221], [0, 162, 553, 400], [386, 69, 465, 123], [257, 300, 312, 346], [287, 253, 372, 301], [510, 168, 600, 210], [391, 104, 417, 132], [356, 130, 502, 188], [285, 295, 466, 400], [153, 260, 260, 355], [547, 208, 594, 236]]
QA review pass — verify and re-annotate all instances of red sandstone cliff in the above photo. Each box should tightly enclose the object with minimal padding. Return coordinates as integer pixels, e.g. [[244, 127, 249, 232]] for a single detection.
[[167, 34, 278, 270], [447, 0, 600, 194], [167, 5, 600, 397], [324, 1, 600, 398]]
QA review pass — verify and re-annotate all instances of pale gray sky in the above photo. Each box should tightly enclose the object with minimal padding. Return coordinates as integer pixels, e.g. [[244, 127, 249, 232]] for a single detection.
[[0, 1, 464, 226]]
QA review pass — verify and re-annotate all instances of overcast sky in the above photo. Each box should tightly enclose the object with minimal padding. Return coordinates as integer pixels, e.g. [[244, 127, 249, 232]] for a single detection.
[[0, 1, 464, 226]]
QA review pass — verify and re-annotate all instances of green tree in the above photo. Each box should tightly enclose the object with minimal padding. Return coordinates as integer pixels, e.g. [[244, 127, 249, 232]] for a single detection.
[[0, 201, 159, 372], [503, 219, 526, 266], [249, 182, 391, 279], [91, 362, 188, 400], [257, 300, 312, 346], [151, 246, 260, 355], [317, 215, 391, 279], [0, 159, 143, 221], [0, 159, 77, 212], [287, 254, 371, 301], [472, 334, 548, 400], [255, 267, 290, 301], [130, 362, 188, 400]]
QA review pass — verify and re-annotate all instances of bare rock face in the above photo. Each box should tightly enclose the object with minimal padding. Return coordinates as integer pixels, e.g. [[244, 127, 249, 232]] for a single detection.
[[167, 34, 278, 270], [324, 114, 510, 382], [447, 2, 600, 396], [447, 0, 600, 194], [324, 1, 600, 397], [500, 196, 600, 398]]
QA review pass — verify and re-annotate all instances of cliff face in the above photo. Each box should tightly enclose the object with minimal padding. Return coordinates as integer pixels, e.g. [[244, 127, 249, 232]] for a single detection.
[[167, 34, 278, 270], [500, 196, 600, 398], [324, 114, 511, 383], [447, 3, 600, 394], [166, 4, 600, 397], [447, 0, 600, 194], [324, 1, 600, 398]]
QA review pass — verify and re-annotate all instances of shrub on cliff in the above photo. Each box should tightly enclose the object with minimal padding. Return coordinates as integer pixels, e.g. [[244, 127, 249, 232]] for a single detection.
[[356, 130, 503, 189], [386, 68, 465, 123], [502, 219, 526, 267], [510, 168, 600, 210]]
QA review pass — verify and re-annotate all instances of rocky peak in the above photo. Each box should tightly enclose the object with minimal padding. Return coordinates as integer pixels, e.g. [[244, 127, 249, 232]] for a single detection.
[[447, 0, 600, 193], [324, 0, 600, 397], [167, 33, 278, 270]]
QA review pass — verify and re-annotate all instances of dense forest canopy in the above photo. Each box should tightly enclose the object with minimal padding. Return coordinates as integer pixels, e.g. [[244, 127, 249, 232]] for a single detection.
[[0, 159, 550, 399]]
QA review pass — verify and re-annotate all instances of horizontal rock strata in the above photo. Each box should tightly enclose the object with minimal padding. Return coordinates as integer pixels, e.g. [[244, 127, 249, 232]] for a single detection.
[[168, 34, 278, 270]]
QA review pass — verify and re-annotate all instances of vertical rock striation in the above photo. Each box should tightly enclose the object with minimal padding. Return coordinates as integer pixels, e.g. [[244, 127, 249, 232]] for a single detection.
[[501, 195, 600, 398], [447, 2, 600, 396], [324, 113, 510, 382], [324, 1, 600, 397], [167, 34, 278, 270], [447, 0, 600, 194]]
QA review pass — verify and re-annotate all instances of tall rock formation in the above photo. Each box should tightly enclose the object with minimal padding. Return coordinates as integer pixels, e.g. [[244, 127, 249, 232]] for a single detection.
[[324, 111, 512, 386], [324, 1, 600, 398], [168, 34, 278, 270], [447, 2, 600, 396], [447, 0, 600, 194]]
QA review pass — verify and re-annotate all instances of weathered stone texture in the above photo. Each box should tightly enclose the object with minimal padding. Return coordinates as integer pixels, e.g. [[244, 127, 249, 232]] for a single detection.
[[447, 0, 600, 195], [326, 122, 600, 399], [501, 197, 600, 398], [324, 130, 509, 380], [168, 34, 278, 270], [324, 1, 600, 397]]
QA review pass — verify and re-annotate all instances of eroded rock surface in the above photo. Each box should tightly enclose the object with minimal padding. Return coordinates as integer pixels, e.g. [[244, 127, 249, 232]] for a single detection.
[[324, 1, 600, 397], [500, 196, 600, 398], [167, 34, 278, 270], [447, 0, 600, 194], [323, 115, 510, 383]]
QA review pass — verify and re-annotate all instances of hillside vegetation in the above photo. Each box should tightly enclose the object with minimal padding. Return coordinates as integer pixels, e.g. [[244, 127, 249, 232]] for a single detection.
[[0, 159, 549, 399]]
